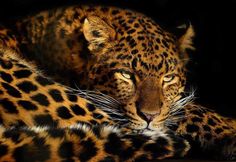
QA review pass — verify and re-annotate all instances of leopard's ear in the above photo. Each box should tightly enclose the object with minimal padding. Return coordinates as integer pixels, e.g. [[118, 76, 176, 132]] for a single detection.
[[83, 15, 116, 52], [178, 23, 195, 60]]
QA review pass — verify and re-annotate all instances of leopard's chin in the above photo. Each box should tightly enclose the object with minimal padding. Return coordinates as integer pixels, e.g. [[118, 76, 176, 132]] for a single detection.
[[149, 121, 165, 130], [130, 121, 165, 133]]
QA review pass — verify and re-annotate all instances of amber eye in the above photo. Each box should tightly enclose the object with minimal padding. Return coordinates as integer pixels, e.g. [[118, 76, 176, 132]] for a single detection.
[[163, 74, 175, 82], [121, 72, 131, 79]]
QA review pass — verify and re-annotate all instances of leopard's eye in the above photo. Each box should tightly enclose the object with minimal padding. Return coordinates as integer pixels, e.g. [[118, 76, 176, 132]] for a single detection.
[[121, 72, 131, 79], [163, 74, 175, 82]]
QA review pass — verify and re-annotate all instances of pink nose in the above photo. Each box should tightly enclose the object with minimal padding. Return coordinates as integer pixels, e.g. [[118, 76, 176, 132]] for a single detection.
[[143, 112, 159, 123]]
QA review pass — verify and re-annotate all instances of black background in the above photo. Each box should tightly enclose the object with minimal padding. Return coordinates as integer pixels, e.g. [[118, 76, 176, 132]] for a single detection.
[[0, 0, 235, 117]]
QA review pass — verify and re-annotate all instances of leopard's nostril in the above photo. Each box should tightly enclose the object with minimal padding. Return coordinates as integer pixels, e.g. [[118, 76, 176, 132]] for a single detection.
[[138, 111, 160, 123], [142, 112, 160, 122]]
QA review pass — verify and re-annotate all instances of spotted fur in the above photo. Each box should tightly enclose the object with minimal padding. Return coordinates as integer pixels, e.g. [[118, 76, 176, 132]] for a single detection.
[[0, 4, 235, 160]]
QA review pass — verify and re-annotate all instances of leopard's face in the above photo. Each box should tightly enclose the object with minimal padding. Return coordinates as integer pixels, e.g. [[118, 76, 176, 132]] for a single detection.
[[89, 61, 186, 131], [83, 13, 194, 131]]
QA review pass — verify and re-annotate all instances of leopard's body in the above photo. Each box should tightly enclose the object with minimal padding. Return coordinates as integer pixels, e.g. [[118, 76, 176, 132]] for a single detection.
[[0, 4, 235, 161]]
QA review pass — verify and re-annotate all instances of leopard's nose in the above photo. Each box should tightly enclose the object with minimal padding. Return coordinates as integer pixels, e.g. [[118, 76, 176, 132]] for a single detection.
[[135, 100, 161, 123], [140, 112, 160, 123]]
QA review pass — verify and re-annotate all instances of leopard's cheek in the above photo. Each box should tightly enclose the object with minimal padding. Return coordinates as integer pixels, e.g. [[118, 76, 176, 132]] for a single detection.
[[164, 84, 180, 102], [163, 75, 185, 103], [113, 78, 135, 103], [99, 71, 136, 104]]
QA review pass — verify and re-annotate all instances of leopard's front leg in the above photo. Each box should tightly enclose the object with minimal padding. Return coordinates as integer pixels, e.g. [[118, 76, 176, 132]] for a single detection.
[[170, 103, 236, 160]]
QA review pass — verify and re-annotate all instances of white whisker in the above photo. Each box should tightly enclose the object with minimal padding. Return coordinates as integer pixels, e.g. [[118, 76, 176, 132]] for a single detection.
[[165, 89, 196, 127], [63, 83, 128, 125]]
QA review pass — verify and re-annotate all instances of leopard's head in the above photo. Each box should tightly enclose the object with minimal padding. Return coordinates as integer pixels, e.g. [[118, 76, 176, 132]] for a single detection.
[[82, 12, 195, 131]]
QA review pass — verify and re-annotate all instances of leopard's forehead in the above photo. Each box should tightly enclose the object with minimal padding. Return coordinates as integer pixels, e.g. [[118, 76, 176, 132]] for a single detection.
[[103, 14, 182, 77]]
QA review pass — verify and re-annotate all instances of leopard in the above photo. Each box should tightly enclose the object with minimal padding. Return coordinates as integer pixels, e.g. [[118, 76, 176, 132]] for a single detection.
[[0, 4, 235, 160], [12, 5, 198, 133]]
